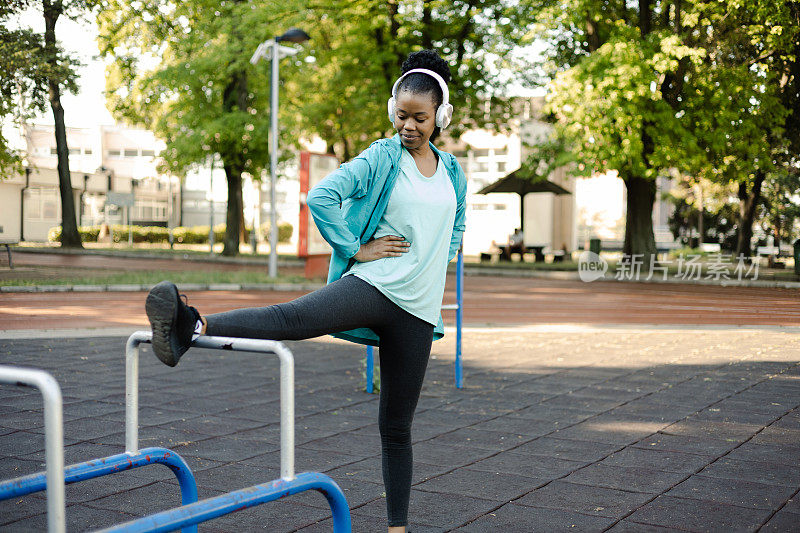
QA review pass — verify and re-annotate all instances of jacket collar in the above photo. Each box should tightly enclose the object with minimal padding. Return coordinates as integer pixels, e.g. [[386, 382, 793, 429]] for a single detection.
[[388, 133, 457, 173]]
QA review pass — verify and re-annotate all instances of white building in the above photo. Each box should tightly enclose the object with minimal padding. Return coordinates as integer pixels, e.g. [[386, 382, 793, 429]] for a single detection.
[[0, 125, 179, 242], [0, 122, 301, 247]]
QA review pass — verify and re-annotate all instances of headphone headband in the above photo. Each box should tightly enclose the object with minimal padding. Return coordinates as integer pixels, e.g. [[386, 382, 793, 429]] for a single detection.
[[391, 68, 450, 106], [388, 67, 453, 129]]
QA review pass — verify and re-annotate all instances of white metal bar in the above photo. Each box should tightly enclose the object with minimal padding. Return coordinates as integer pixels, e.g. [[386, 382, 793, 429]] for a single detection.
[[125, 330, 150, 454], [126, 332, 295, 480], [0, 366, 65, 533], [269, 39, 280, 278]]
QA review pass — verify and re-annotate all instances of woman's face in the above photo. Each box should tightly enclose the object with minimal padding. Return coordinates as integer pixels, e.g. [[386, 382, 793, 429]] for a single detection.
[[394, 90, 438, 150]]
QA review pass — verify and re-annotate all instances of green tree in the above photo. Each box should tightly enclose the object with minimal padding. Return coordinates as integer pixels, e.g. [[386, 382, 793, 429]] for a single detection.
[[758, 167, 800, 246], [0, 0, 86, 247], [97, 0, 276, 256], [98, 0, 533, 255], [678, 0, 799, 257], [528, 0, 799, 262], [278, 0, 535, 159]]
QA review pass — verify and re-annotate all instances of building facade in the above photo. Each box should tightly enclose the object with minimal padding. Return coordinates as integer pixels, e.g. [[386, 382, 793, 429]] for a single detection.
[[1, 124, 179, 242]]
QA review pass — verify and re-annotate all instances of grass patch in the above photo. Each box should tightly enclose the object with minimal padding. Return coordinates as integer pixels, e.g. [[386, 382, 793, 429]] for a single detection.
[[0, 267, 311, 287], [16, 242, 300, 261], [462, 260, 581, 271]]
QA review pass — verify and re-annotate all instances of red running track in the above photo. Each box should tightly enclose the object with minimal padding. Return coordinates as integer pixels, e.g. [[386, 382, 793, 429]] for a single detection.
[[1, 276, 798, 331]]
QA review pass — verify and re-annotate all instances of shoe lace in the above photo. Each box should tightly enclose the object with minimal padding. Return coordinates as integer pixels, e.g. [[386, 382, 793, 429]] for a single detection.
[[180, 293, 201, 321]]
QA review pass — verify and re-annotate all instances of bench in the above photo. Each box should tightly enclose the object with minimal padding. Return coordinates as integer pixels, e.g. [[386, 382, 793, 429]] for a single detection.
[[482, 244, 549, 263], [0, 240, 17, 269]]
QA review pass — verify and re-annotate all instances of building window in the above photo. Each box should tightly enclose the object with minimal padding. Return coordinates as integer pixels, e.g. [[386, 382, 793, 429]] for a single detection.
[[141, 149, 155, 158], [24, 188, 61, 221], [108, 149, 121, 157], [84, 148, 93, 155], [124, 149, 138, 158], [25, 189, 41, 219], [472, 148, 489, 157], [496, 161, 507, 173], [68, 148, 80, 155], [50, 148, 58, 155], [474, 161, 489, 173], [132, 199, 168, 221]]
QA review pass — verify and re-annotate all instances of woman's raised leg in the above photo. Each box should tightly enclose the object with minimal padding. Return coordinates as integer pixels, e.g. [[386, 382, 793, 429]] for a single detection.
[[146, 275, 386, 366]]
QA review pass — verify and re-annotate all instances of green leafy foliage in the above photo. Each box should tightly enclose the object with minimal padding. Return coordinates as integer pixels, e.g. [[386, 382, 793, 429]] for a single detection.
[[47, 222, 293, 244], [96, 0, 535, 254], [525, 0, 800, 257], [0, 10, 81, 174]]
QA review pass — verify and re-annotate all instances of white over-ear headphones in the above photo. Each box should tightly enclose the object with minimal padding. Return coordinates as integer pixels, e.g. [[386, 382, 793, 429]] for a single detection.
[[387, 68, 454, 129]]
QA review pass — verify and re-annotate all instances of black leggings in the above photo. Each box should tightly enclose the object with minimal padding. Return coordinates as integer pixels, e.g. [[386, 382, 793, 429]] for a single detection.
[[204, 275, 434, 527]]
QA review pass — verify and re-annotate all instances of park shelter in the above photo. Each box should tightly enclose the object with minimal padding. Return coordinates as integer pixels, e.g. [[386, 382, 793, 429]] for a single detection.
[[477, 169, 572, 249]]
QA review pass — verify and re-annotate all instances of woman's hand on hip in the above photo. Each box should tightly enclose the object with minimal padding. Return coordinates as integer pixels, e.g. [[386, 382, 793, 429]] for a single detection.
[[353, 236, 410, 262]]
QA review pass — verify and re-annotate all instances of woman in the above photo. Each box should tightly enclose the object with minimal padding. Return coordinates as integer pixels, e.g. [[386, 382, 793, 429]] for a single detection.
[[145, 49, 466, 532]]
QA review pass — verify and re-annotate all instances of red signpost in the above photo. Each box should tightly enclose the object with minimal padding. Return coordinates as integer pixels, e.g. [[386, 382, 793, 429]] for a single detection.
[[298, 152, 339, 279]]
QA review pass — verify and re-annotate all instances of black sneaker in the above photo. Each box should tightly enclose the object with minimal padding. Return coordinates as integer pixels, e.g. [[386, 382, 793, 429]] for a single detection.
[[145, 281, 201, 367]]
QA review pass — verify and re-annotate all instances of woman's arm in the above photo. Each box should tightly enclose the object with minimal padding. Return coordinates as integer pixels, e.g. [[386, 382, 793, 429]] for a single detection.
[[448, 158, 467, 262], [306, 144, 381, 259]]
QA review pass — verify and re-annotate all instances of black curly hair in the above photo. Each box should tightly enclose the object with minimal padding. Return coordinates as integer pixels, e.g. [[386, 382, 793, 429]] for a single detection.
[[397, 49, 451, 108]]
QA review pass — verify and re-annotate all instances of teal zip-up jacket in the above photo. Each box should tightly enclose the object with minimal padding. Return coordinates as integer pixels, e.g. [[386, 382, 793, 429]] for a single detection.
[[306, 133, 467, 347]]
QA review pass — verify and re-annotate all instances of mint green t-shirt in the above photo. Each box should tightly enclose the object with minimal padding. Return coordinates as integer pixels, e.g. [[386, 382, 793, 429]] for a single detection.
[[346, 148, 457, 325]]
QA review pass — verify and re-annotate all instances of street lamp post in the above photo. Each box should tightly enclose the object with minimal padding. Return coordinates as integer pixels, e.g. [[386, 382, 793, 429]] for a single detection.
[[208, 154, 215, 254], [251, 28, 310, 278]]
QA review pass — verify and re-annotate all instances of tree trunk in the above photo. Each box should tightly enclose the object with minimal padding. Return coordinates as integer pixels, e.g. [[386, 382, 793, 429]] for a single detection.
[[735, 170, 765, 257], [622, 174, 657, 265], [43, 0, 82, 248], [639, 0, 652, 36], [220, 68, 249, 256], [421, 1, 433, 49], [585, 17, 600, 52], [695, 182, 704, 246], [221, 160, 243, 256]]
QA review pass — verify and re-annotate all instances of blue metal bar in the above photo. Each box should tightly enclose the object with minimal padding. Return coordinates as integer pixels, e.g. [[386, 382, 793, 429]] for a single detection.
[[455, 247, 464, 388], [369, 246, 465, 391], [365, 345, 374, 394], [98, 471, 351, 533], [0, 447, 199, 533]]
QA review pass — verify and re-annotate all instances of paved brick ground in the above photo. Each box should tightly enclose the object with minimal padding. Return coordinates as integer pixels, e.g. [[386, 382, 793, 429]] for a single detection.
[[1, 328, 799, 531]]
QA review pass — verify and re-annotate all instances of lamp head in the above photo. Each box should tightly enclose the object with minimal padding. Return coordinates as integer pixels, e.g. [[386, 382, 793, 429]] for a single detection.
[[276, 28, 310, 43]]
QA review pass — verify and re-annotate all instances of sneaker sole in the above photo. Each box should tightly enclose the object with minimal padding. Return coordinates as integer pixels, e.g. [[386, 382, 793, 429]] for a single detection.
[[145, 281, 180, 367]]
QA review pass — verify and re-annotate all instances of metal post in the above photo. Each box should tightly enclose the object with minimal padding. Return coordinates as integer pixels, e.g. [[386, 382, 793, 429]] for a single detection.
[[365, 345, 374, 394], [208, 155, 215, 254], [0, 366, 65, 533], [98, 471, 350, 533], [126, 332, 295, 480], [269, 39, 280, 278], [0, 447, 199, 527], [455, 247, 464, 388], [125, 331, 146, 454], [127, 205, 132, 246], [167, 177, 174, 249]]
